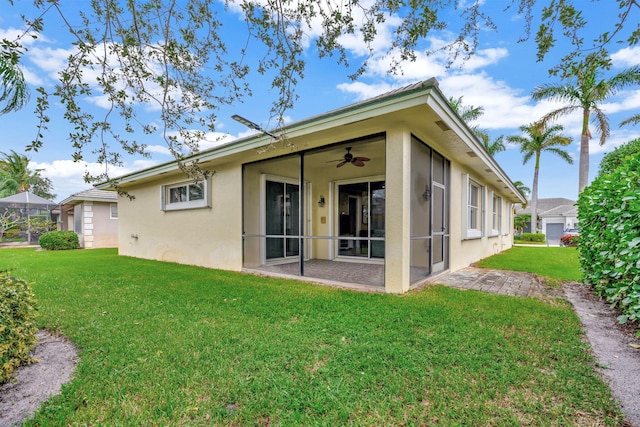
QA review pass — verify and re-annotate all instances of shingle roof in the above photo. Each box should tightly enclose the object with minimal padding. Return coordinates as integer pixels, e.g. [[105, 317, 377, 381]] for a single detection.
[[516, 198, 576, 216], [60, 189, 117, 205], [539, 204, 577, 217]]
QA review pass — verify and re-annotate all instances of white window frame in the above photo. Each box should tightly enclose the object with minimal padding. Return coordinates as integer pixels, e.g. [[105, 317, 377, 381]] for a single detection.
[[462, 173, 484, 240], [490, 193, 502, 236], [161, 179, 210, 211], [110, 203, 118, 219]]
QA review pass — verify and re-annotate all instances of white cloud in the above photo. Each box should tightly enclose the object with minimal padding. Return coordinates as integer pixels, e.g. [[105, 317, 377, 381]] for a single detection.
[[611, 46, 640, 67], [31, 159, 162, 200], [336, 81, 395, 101]]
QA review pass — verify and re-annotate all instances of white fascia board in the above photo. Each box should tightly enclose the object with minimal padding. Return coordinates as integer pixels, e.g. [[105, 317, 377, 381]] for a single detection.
[[425, 90, 526, 204]]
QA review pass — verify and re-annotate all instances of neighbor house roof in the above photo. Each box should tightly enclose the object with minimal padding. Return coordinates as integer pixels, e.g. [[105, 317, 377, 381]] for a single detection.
[[60, 189, 118, 206], [516, 198, 576, 216], [96, 78, 526, 204], [0, 191, 56, 208], [539, 204, 577, 218]]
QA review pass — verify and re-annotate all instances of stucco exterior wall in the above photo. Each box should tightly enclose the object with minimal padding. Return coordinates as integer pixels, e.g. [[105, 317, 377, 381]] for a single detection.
[[117, 164, 243, 270], [448, 163, 514, 272], [89, 203, 119, 248]]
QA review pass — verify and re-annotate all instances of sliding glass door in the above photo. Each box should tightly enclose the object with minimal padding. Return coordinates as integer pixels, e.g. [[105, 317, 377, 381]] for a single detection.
[[265, 180, 300, 260], [337, 180, 385, 259]]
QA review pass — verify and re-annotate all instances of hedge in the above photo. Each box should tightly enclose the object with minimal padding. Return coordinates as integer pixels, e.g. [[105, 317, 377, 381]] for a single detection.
[[577, 153, 640, 327], [518, 232, 546, 243], [0, 271, 38, 383], [39, 230, 80, 250]]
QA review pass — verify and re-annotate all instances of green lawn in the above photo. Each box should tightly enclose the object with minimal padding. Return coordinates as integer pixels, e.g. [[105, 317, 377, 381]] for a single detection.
[[477, 246, 581, 282], [4, 248, 621, 426]]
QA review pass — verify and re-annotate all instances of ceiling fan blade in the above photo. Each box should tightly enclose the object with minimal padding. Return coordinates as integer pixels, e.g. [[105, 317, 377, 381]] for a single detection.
[[354, 156, 370, 162], [336, 161, 347, 168], [352, 159, 365, 167]]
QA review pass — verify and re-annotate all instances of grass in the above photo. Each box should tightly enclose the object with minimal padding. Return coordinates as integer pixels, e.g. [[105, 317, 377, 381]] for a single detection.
[[477, 246, 581, 282], [4, 248, 621, 426]]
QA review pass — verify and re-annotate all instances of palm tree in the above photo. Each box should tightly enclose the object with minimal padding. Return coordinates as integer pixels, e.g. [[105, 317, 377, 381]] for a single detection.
[[0, 54, 29, 114], [448, 96, 505, 156], [478, 133, 506, 156], [531, 56, 640, 192], [512, 180, 531, 208], [620, 113, 640, 127], [0, 150, 40, 196], [507, 122, 573, 233]]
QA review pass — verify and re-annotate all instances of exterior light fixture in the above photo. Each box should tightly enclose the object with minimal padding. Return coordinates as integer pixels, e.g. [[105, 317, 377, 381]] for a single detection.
[[231, 114, 279, 140], [318, 195, 325, 207], [422, 185, 431, 201]]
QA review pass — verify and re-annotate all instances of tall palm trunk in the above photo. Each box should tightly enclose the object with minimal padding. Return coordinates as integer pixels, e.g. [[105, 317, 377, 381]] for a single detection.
[[530, 151, 541, 233], [579, 108, 591, 192]]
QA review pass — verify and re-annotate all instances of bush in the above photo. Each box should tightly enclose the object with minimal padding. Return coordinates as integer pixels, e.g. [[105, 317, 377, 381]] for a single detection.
[[0, 271, 38, 383], [39, 231, 80, 250], [578, 152, 640, 329], [598, 137, 640, 176], [519, 233, 546, 243], [560, 234, 579, 247]]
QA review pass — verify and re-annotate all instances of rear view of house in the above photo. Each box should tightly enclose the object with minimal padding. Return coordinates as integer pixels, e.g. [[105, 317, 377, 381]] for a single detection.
[[59, 189, 118, 248], [97, 79, 525, 293]]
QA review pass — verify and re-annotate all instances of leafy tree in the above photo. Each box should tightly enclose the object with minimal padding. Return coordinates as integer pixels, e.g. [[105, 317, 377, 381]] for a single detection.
[[0, 150, 55, 199], [507, 121, 573, 233], [28, 176, 56, 201], [0, 210, 22, 240], [531, 53, 640, 193], [0, 53, 28, 114], [513, 214, 530, 235], [2, 1, 638, 185]]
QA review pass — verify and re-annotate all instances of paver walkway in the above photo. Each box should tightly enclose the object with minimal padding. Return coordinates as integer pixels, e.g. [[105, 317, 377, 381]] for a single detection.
[[431, 267, 544, 297]]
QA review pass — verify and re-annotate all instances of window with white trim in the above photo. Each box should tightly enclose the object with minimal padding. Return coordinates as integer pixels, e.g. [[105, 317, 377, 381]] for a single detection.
[[162, 180, 209, 211], [462, 173, 484, 239], [491, 194, 502, 235], [110, 203, 118, 219]]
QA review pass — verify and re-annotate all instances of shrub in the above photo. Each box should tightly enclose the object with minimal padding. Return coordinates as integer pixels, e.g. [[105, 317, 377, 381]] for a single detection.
[[560, 234, 579, 247], [0, 271, 38, 383], [39, 231, 79, 250], [598, 137, 640, 176], [519, 232, 546, 243], [578, 152, 640, 329]]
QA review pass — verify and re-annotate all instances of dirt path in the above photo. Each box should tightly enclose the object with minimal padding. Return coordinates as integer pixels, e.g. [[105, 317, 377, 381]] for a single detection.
[[564, 282, 640, 427], [0, 330, 78, 427]]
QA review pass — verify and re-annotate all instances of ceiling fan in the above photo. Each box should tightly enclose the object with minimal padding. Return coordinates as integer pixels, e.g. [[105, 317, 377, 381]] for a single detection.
[[329, 147, 370, 168]]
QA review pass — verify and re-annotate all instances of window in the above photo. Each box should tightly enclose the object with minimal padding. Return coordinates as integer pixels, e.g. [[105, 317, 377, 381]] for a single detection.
[[491, 194, 502, 235], [462, 174, 484, 239], [468, 181, 480, 231], [110, 203, 118, 219], [162, 180, 209, 211]]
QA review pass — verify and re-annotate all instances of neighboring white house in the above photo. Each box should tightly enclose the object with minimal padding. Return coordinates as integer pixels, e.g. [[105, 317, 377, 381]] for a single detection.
[[97, 79, 526, 293], [59, 189, 118, 248], [516, 198, 577, 243]]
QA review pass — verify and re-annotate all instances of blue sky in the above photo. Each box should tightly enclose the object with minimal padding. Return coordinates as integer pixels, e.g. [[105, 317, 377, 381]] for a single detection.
[[1, 1, 639, 202]]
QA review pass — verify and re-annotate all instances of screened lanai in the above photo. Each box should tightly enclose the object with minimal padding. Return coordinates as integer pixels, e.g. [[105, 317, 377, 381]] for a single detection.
[[241, 133, 450, 291]]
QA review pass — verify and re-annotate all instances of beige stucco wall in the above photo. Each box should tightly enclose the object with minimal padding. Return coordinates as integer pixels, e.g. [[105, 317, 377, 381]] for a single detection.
[[447, 163, 514, 272], [117, 164, 243, 271], [89, 203, 119, 248], [111, 100, 519, 292]]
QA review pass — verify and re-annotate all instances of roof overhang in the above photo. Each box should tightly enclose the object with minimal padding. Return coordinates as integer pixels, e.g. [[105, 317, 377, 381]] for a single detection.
[[96, 79, 526, 204]]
